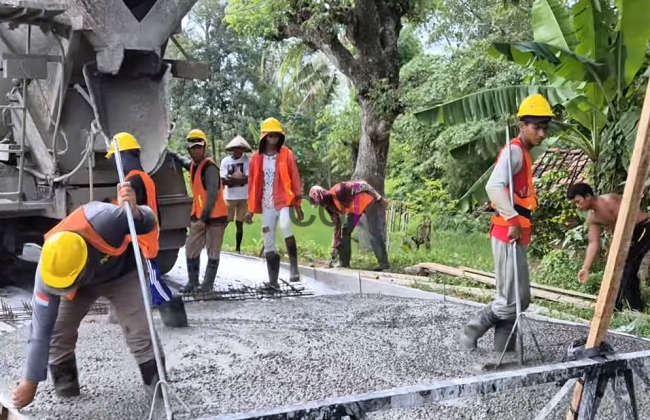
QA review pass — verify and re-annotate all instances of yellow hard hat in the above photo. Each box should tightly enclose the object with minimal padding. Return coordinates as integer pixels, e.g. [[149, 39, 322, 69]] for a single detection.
[[517, 94, 555, 118], [40, 231, 88, 291], [105, 132, 140, 159], [260, 118, 284, 139], [186, 129, 207, 148]]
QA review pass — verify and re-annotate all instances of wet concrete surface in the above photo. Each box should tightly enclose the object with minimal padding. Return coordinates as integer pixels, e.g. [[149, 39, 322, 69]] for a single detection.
[[0, 251, 649, 420]]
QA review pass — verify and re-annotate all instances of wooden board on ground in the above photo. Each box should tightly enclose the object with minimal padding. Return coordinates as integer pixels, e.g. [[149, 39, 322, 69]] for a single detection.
[[566, 66, 650, 418], [402, 262, 595, 309], [460, 266, 598, 301]]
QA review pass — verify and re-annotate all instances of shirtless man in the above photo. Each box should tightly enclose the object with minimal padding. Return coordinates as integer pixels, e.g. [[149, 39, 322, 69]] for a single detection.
[[568, 182, 650, 311]]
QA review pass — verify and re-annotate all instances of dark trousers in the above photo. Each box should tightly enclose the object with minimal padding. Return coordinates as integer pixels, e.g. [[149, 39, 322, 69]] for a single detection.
[[619, 219, 650, 312], [340, 201, 388, 267]]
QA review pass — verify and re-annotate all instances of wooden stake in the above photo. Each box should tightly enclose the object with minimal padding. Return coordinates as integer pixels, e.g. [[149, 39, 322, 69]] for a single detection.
[[566, 80, 650, 418]]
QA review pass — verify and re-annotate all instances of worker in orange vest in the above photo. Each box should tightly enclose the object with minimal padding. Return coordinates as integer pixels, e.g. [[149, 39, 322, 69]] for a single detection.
[[11, 183, 163, 409], [308, 181, 390, 270], [168, 129, 228, 293], [245, 117, 304, 290], [459, 94, 554, 354], [104, 132, 188, 328]]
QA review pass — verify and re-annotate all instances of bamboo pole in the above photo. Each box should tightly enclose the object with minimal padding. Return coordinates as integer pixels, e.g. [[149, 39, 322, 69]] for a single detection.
[[565, 79, 650, 418]]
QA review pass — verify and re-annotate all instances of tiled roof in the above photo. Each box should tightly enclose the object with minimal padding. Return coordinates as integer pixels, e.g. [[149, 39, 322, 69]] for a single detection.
[[532, 148, 590, 186]]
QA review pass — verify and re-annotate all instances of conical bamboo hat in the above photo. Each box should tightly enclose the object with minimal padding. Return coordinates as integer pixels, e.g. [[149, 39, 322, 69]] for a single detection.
[[225, 135, 252, 152]]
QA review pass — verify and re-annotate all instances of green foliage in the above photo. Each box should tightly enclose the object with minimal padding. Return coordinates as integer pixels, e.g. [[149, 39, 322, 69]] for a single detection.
[[529, 169, 586, 257], [534, 249, 601, 295]]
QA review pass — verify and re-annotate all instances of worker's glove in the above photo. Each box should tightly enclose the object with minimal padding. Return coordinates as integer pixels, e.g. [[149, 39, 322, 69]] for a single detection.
[[12, 380, 37, 409]]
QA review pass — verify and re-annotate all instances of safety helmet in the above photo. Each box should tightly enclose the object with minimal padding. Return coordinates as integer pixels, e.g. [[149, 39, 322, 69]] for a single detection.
[[260, 118, 284, 139], [105, 132, 140, 159], [186, 129, 207, 148], [517, 94, 555, 118], [40, 231, 88, 292]]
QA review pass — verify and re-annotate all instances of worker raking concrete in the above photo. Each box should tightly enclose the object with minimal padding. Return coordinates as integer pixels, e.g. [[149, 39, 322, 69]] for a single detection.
[[169, 129, 227, 293], [105, 132, 188, 328], [245, 117, 304, 290], [568, 182, 649, 312], [459, 94, 553, 353], [220, 135, 252, 253], [308, 181, 390, 271], [11, 183, 165, 409]]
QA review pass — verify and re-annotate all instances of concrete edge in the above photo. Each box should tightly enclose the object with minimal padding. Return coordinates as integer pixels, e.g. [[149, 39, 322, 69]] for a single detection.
[[218, 252, 650, 345]]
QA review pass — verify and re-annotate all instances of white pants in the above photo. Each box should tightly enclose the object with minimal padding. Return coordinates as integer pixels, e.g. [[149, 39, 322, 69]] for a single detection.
[[262, 207, 293, 253]]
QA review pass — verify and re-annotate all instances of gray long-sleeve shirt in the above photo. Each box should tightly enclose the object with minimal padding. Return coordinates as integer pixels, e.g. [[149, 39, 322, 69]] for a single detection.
[[485, 141, 524, 221], [24, 201, 156, 383], [169, 152, 221, 223]]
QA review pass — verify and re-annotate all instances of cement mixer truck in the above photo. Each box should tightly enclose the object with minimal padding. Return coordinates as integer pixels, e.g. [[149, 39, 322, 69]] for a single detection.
[[0, 0, 206, 280]]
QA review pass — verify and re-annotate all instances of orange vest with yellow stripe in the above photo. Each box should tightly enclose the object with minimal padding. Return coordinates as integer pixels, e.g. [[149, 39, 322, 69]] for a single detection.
[[490, 138, 538, 228], [190, 157, 227, 220]]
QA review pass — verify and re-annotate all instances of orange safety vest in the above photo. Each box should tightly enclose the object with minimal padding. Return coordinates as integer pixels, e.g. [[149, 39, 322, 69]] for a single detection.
[[44, 206, 130, 257], [190, 157, 227, 219], [110, 170, 161, 259], [248, 146, 296, 213], [330, 182, 375, 216], [490, 138, 538, 228]]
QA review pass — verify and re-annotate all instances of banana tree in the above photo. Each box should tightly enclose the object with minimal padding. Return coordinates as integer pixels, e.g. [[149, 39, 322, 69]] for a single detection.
[[414, 0, 650, 208]]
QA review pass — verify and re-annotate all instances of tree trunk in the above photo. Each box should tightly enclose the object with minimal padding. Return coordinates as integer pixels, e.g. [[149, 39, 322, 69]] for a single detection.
[[351, 98, 396, 252]]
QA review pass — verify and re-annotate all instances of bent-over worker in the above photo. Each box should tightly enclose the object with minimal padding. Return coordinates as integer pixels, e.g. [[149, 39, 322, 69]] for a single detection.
[[459, 94, 553, 353], [168, 129, 227, 293], [568, 182, 649, 311], [12, 183, 165, 409], [105, 132, 188, 327], [308, 181, 390, 271], [245, 117, 304, 289], [220, 135, 252, 253]]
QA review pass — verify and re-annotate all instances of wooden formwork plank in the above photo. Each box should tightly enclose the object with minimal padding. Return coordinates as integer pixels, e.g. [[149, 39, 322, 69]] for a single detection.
[[566, 74, 650, 418]]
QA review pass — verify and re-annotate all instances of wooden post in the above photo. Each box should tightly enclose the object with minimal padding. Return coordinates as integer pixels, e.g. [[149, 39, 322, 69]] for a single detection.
[[566, 81, 650, 418]]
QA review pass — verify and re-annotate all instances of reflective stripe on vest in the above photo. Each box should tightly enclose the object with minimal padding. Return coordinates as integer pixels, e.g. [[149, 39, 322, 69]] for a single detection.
[[330, 182, 375, 215], [190, 157, 227, 219], [490, 138, 538, 228], [248, 146, 295, 212], [44, 206, 130, 257]]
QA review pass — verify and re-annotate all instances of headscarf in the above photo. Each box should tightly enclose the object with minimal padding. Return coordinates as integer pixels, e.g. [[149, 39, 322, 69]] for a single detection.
[[309, 185, 328, 204]]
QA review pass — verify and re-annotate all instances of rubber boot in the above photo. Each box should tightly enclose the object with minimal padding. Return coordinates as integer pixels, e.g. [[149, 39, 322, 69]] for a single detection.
[[49, 356, 80, 397], [181, 257, 200, 293], [494, 319, 517, 353], [265, 251, 281, 291], [200, 258, 219, 293], [158, 296, 188, 328], [139, 358, 166, 399], [339, 236, 352, 268], [370, 235, 390, 272], [459, 305, 499, 351], [235, 221, 244, 253], [285, 235, 300, 282]]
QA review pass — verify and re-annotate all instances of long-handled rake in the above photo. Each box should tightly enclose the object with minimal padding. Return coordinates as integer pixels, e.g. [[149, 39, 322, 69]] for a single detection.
[[111, 139, 191, 420]]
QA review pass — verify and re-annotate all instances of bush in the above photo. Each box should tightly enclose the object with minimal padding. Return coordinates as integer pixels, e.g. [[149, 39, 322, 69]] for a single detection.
[[530, 170, 586, 258]]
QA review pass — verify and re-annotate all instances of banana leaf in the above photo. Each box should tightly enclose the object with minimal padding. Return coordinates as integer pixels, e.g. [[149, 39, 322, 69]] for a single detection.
[[532, 0, 577, 51], [413, 85, 573, 127]]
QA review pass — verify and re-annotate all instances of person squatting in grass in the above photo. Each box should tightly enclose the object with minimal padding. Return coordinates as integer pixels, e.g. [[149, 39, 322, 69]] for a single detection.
[[12, 183, 165, 409], [245, 117, 304, 290], [308, 181, 390, 271], [459, 94, 553, 354], [104, 132, 188, 328], [168, 129, 228, 294], [568, 182, 649, 312], [220, 135, 252, 253]]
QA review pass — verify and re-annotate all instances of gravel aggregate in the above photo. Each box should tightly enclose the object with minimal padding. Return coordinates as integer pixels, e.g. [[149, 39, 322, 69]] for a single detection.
[[1, 293, 649, 420]]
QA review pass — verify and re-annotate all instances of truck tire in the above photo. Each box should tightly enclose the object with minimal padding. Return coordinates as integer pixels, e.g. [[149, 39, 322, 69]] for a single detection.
[[155, 249, 180, 275]]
